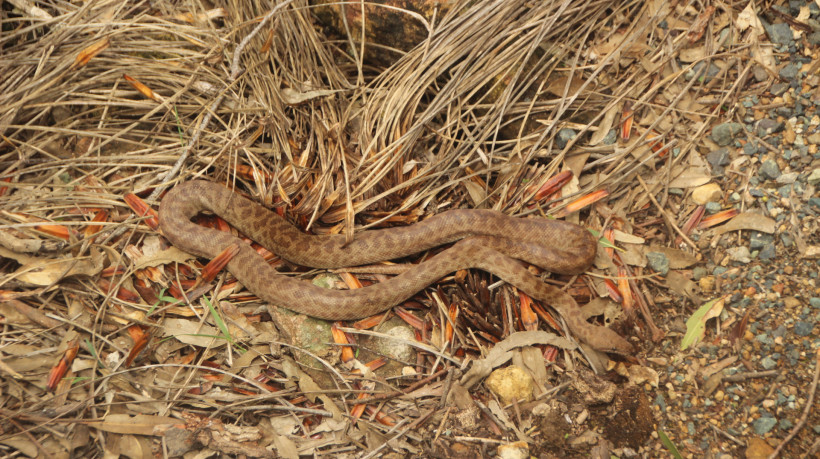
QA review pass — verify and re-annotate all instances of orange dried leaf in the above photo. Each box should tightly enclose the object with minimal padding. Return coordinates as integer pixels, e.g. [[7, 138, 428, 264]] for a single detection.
[[620, 101, 634, 140], [604, 278, 623, 303], [47, 339, 80, 391], [564, 189, 608, 215], [518, 292, 538, 331], [340, 272, 363, 290], [71, 37, 110, 70], [123, 193, 159, 230], [394, 307, 424, 330], [331, 323, 355, 363], [36, 223, 70, 240], [698, 209, 740, 229], [84, 210, 108, 238], [123, 74, 160, 102], [617, 267, 634, 313], [201, 243, 240, 283], [352, 313, 388, 330], [533, 170, 572, 202]]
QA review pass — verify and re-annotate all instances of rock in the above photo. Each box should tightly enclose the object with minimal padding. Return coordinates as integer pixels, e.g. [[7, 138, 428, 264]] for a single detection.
[[711, 122, 744, 146], [807, 168, 820, 185], [728, 246, 752, 263], [706, 147, 731, 173], [761, 356, 777, 370], [809, 297, 820, 308], [776, 172, 798, 184], [809, 31, 820, 45], [794, 321, 814, 336], [758, 159, 781, 180], [692, 182, 722, 204], [750, 232, 773, 250], [705, 201, 722, 213], [485, 365, 534, 405], [756, 118, 785, 136], [753, 416, 777, 435], [759, 243, 776, 261], [497, 441, 529, 459], [770, 82, 789, 96], [646, 252, 669, 275], [778, 63, 799, 80], [556, 128, 577, 149], [764, 22, 793, 45]]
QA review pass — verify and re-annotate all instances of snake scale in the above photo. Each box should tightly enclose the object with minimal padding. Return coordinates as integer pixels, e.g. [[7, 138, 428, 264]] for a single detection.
[[159, 180, 634, 354]]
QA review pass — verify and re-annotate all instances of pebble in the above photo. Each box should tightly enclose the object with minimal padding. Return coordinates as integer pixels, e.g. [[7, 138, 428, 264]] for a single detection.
[[750, 232, 773, 250], [793, 322, 814, 336], [728, 246, 751, 263], [705, 202, 722, 213], [758, 159, 781, 180], [765, 22, 793, 45], [758, 243, 776, 261], [761, 356, 777, 370], [556, 128, 576, 149], [485, 365, 534, 404], [756, 118, 785, 136], [810, 298, 820, 308], [808, 168, 820, 185], [706, 147, 730, 173], [711, 123, 744, 146], [692, 183, 722, 204], [646, 252, 670, 275], [753, 416, 778, 435], [775, 172, 798, 184]]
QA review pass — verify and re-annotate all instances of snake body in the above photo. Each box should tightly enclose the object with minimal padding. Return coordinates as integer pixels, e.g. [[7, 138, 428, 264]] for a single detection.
[[159, 180, 634, 354]]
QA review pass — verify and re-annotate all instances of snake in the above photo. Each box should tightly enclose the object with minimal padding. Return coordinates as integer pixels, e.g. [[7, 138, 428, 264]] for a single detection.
[[158, 180, 634, 354]]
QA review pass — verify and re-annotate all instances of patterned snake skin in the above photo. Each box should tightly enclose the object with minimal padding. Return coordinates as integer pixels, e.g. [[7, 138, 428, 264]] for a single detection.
[[159, 180, 634, 354]]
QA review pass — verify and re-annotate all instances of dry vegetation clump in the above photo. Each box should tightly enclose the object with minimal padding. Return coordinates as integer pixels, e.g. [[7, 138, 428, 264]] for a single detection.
[[1, 0, 801, 457]]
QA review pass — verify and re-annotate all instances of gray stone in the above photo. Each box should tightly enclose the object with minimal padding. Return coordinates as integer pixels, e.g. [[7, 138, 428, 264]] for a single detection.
[[810, 297, 820, 308], [706, 147, 731, 172], [728, 246, 751, 263], [759, 159, 781, 180], [753, 416, 778, 435], [750, 232, 774, 250], [756, 118, 785, 136], [759, 243, 776, 261], [761, 356, 777, 370], [808, 168, 820, 185], [776, 172, 798, 184], [646, 252, 670, 275], [693, 267, 707, 281], [779, 63, 799, 80], [711, 123, 745, 146], [794, 321, 814, 336], [770, 82, 790, 96], [809, 31, 820, 45], [705, 202, 722, 213], [556, 128, 577, 149], [765, 23, 794, 45]]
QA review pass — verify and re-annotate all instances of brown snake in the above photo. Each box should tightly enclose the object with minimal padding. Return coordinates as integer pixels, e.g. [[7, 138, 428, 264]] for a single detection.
[[158, 180, 634, 354]]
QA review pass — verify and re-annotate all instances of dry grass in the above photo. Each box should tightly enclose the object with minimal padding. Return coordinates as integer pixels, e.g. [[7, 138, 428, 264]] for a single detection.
[[0, 0, 775, 456]]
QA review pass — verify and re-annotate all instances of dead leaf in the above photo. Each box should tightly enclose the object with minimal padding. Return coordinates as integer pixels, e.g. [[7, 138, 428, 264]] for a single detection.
[[646, 246, 698, 269], [708, 212, 775, 237], [88, 414, 179, 435], [12, 249, 105, 286], [162, 318, 225, 348], [666, 270, 700, 301], [280, 87, 343, 105]]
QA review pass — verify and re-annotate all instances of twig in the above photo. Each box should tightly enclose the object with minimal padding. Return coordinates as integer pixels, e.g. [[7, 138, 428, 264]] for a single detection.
[[768, 349, 820, 458], [636, 175, 698, 250]]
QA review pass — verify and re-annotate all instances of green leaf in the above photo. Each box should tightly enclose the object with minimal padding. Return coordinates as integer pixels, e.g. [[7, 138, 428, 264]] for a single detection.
[[587, 228, 624, 252], [203, 296, 233, 345], [658, 429, 682, 459], [681, 296, 725, 350]]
